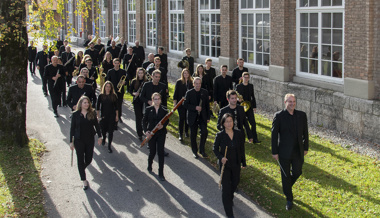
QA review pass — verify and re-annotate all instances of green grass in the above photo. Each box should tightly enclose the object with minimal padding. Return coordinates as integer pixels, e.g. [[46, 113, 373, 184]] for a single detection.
[[0, 139, 46, 217], [124, 82, 380, 217]]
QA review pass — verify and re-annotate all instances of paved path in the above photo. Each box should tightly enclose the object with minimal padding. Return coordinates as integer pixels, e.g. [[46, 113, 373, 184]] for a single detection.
[[26, 43, 271, 218]]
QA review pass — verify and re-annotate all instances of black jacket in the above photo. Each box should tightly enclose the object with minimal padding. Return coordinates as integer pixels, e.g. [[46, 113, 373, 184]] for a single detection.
[[133, 46, 145, 66], [271, 109, 309, 160], [183, 88, 210, 126], [154, 53, 168, 70], [61, 51, 76, 74], [105, 68, 127, 93], [70, 110, 101, 143], [142, 105, 169, 136], [236, 83, 257, 109], [173, 79, 194, 102], [217, 105, 254, 139], [139, 81, 168, 107], [67, 84, 96, 109], [182, 56, 194, 75], [35, 50, 49, 68], [231, 67, 248, 86], [28, 46, 37, 62], [44, 64, 66, 90], [213, 75, 233, 103], [85, 48, 100, 66], [94, 44, 105, 61], [106, 46, 121, 61], [213, 129, 246, 168]]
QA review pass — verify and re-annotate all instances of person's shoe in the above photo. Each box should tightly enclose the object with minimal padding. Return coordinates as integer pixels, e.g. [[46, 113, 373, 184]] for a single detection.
[[253, 139, 261, 144], [138, 136, 143, 142], [159, 175, 166, 181], [83, 180, 89, 190], [114, 125, 118, 130], [54, 112, 59, 118], [286, 201, 293, 211], [179, 135, 183, 141], [44, 92, 48, 97], [147, 166, 152, 172], [63, 104, 68, 107], [201, 152, 208, 158], [164, 151, 169, 157], [58, 104, 62, 107], [102, 139, 105, 146], [119, 118, 123, 123], [193, 153, 199, 159], [108, 148, 113, 153], [184, 132, 189, 138], [147, 145, 150, 149]]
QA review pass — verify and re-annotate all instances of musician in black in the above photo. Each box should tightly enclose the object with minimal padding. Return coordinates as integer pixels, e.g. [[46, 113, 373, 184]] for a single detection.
[[97, 81, 118, 153], [78, 68, 97, 91], [94, 38, 105, 61], [132, 40, 145, 67], [35, 44, 49, 96], [214, 65, 233, 109], [183, 77, 210, 158], [173, 68, 193, 141], [182, 48, 194, 75], [85, 42, 100, 67], [55, 36, 63, 52], [193, 64, 213, 102], [105, 58, 127, 126], [83, 58, 98, 82], [61, 46, 75, 87], [74, 51, 84, 73], [59, 40, 68, 56], [140, 70, 167, 109], [205, 58, 216, 82], [67, 75, 97, 110], [149, 57, 168, 94], [213, 113, 246, 218], [83, 34, 92, 47], [28, 41, 37, 76], [129, 68, 148, 141], [232, 58, 248, 88], [217, 90, 253, 143], [154, 46, 168, 71], [102, 52, 114, 75], [70, 96, 102, 190], [142, 53, 155, 70], [143, 92, 169, 181], [123, 46, 137, 86], [236, 72, 260, 143], [56, 57, 67, 107], [106, 40, 121, 61], [44, 56, 65, 117]]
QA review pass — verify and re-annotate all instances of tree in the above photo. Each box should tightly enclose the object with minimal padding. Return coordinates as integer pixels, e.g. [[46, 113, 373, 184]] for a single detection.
[[0, 0, 29, 146]]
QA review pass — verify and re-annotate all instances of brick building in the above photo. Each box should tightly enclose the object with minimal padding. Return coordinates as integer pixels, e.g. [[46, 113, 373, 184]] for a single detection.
[[64, 0, 380, 143]]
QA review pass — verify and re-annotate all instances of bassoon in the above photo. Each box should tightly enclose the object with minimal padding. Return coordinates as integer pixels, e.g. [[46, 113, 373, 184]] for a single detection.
[[140, 97, 185, 147]]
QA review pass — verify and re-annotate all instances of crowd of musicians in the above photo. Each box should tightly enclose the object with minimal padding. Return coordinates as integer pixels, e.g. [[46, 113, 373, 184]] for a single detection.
[[28, 36, 308, 217]]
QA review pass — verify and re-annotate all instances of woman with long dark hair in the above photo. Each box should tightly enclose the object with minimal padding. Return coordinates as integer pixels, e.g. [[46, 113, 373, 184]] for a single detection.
[[97, 81, 118, 153], [173, 68, 193, 141], [193, 64, 212, 101], [129, 67, 148, 141], [70, 96, 102, 190], [213, 113, 246, 218]]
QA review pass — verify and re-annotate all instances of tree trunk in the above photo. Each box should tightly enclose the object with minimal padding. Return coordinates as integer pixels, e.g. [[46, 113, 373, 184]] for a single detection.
[[0, 0, 29, 146]]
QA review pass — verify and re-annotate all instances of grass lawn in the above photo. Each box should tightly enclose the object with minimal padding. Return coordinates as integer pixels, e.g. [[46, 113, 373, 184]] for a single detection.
[[124, 82, 380, 217], [0, 139, 46, 217]]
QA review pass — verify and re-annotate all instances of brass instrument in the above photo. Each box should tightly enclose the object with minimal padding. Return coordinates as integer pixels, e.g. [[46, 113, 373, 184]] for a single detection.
[[177, 59, 189, 69], [72, 68, 79, 76], [99, 67, 106, 89], [146, 63, 155, 72], [114, 36, 120, 44], [236, 91, 251, 112], [117, 75, 127, 93], [212, 102, 220, 116], [146, 72, 152, 81], [85, 35, 99, 49], [99, 46, 104, 55]]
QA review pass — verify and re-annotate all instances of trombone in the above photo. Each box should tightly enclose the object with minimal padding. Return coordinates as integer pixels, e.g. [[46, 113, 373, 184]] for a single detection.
[[117, 75, 127, 93], [235, 91, 251, 112]]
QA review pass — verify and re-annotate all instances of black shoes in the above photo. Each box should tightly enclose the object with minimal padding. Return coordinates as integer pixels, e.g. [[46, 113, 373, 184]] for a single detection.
[[286, 201, 293, 211], [184, 132, 189, 138], [83, 180, 89, 190], [44, 92, 48, 97], [102, 139, 105, 146], [54, 112, 59, 118], [164, 151, 169, 157], [159, 175, 166, 181], [108, 148, 113, 153], [179, 135, 183, 141], [200, 152, 208, 158], [147, 166, 152, 172], [119, 118, 123, 123], [253, 139, 261, 144], [193, 153, 199, 159]]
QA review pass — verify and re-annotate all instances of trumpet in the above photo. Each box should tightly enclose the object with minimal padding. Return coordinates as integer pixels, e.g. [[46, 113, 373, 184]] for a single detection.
[[117, 75, 127, 93], [235, 91, 251, 112]]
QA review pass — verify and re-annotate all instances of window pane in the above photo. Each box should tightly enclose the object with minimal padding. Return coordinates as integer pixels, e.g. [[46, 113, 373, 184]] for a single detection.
[[310, 29, 318, 43], [248, 14, 254, 26], [263, 27, 270, 39], [241, 0, 247, 9], [300, 58, 308, 72], [322, 0, 331, 6], [332, 0, 342, 6], [256, 53, 262, 65], [309, 44, 318, 59], [300, 29, 308, 42], [322, 13, 331, 28], [333, 13, 343, 28], [242, 51, 247, 62], [263, 0, 269, 8], [242, 38, 248, 50], [333, 29, 342, 45], [242, 26, 247, 37], [263, 54, 269, 65], [300, 0, 308, 7], [300, 13, 308, 27], [242, 14, 247, 25], [248, 52, 254, 63], [256, 40, 262, 52], [256, 0, 262, 8], [248, 39, 254, 50], [248, 0, 254, 8], [322, 29, 331, 44], [322, 45, 331, 60], [300, 44, 308, 57], [322, 61, 331, 76], [262, 40, 270, 53], [309, 0, 318, 6], [332, 46, 342, 61], [310, 13, 318, 27]]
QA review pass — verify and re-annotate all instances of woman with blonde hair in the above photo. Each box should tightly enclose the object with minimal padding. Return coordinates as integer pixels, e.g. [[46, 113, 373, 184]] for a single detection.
[[70, 96, 102, 190]]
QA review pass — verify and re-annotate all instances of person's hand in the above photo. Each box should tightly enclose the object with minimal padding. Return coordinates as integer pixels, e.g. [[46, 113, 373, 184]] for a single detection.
[[129, 59, 132, 63], [221, 157, 228, 164], [157, 123, 163, 130], [207, 120, 210, 123], [66, 72, 69, 76], [173, 101, 177, 107], [97, 138, 102, 145], [70, 143, 74, 150], [196, 106, 202, 112], [115, 116, 119, 122], [304, 151, 308, 156], [241, 166, 246, 169], [37, 66, 40, 70], [133, 92, 138, 96], [209, 96, 211, 100], [73, 105, 77, 110], [249, 138, 253, 143], [90, 76, 94, 80], [272, 154, 279, 160], [145, 131, 152, 138], [214, 101, 217, 105], [148, 100, 152, 106]]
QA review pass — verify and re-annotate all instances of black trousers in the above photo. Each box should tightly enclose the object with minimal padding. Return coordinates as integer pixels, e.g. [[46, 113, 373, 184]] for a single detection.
[[279, 151, 304, 202], [39, 68, 48, 94], [100, 117, 115, 147], [245, 109, 258, 141], [60, 83, 67, 106], [148, 133, 166, 176], [48, 87, 61, 113], [177, 106, 189, 136], [189, 119, 208, 154], [74, 138, 95, 181], [133, 101, 144, 137], [116, 92, 124, 119], [222, 165, 241, 218], [66, 75, 73, 86], [29, 61, 35, 74]]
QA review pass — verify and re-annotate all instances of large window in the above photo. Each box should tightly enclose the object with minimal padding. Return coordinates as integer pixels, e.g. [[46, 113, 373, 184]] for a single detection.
[[112, 0, 119, 37], [239, 0, 270, 67], [146, 0, 156, 48], [99, 0, 106, 38], [67, 0, 73, 35], [169, 0, 185, 52], [128, 0, 136, 44], [199, 0, 220, 58], [297, 0, 344, 81]]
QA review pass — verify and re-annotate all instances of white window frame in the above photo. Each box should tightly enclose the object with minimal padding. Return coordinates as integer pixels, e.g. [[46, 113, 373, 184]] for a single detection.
[[296, 1, 345, 84], [128, 0, 137, 45], [146, 0, 157, 49], [67, 0, 73, 36], [198, 0, 221, 61], [99, 0, 106, 38], [169, 0, 185, 54], [239, 0, 270, 71], [112, 0, 120, 38], [78, 13, 82, 37]]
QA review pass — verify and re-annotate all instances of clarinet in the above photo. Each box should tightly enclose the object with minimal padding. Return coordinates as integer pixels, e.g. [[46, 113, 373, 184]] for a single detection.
[[234, 109, 238, 129]]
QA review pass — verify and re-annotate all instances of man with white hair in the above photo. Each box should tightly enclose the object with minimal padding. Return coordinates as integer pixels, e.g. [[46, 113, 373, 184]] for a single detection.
[[44, 56, 65, 117]]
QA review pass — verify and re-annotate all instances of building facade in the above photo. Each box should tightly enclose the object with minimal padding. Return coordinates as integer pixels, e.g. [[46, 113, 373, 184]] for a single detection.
[[64, 0, 380, 143]]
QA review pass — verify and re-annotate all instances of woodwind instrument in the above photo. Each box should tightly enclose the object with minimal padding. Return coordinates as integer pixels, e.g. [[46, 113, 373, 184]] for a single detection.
[[141, 98, 185, 147], [71, 136, 74, 167], [198, 99, 202, 116], [218, 146, 228, 189], [53, 68, 60, 88]]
